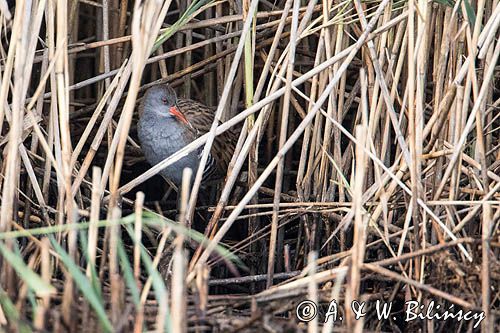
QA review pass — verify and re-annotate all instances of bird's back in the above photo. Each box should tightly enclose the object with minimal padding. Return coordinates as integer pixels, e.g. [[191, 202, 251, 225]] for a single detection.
[[177, 98, 239, 181]]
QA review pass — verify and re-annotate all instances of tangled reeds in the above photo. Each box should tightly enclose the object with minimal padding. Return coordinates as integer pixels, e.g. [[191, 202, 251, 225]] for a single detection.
[[0, 0, 498, 331]]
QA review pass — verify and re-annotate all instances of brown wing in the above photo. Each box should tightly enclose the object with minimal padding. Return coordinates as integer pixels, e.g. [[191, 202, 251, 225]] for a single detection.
[[177, 99, 239, 175]]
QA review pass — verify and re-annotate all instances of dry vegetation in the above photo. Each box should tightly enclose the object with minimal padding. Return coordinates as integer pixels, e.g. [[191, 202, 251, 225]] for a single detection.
[[0, 0, 498, 332]]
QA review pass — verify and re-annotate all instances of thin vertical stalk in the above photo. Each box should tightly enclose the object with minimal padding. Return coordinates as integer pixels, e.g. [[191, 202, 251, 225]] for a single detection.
[[0, 0, 28, 233], [88, 166, 101, 275], [346, 70, 368, 329], [171, 168, 191, 333], [267, 0, 300, 288], [307, 251, 318, 333]]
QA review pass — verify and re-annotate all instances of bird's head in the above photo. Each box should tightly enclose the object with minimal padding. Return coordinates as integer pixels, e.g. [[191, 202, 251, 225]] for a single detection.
[[141, 84, 189, 125]]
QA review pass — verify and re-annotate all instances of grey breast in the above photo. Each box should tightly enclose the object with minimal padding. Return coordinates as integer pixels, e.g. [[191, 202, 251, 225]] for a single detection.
[[137, 112, 200, 186]]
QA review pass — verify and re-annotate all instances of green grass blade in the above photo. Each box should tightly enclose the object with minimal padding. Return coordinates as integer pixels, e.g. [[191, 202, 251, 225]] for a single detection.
[[0, 241, 55, 297], [117, 237, 141, 306], [141, 212, 246, 269], [152, 0, 214, 53], [0, 211, 243, 269], [78, 231, 103, 299], [49, 236, 113, 333], [123, 224, 172, 332], [0, 286, 32, 333], [461, 0, 476, 27]]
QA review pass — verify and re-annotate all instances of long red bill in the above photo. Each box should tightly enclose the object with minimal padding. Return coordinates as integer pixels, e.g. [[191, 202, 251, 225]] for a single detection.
[[169, 106, 189, 125]]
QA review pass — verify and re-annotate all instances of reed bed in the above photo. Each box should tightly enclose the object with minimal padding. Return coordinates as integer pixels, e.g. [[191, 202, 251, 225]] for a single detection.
[[0, 0, 498, 332]]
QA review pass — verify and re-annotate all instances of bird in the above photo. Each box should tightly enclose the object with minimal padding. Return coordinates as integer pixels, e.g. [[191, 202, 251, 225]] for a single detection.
[[137, 83, 237, 188]]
